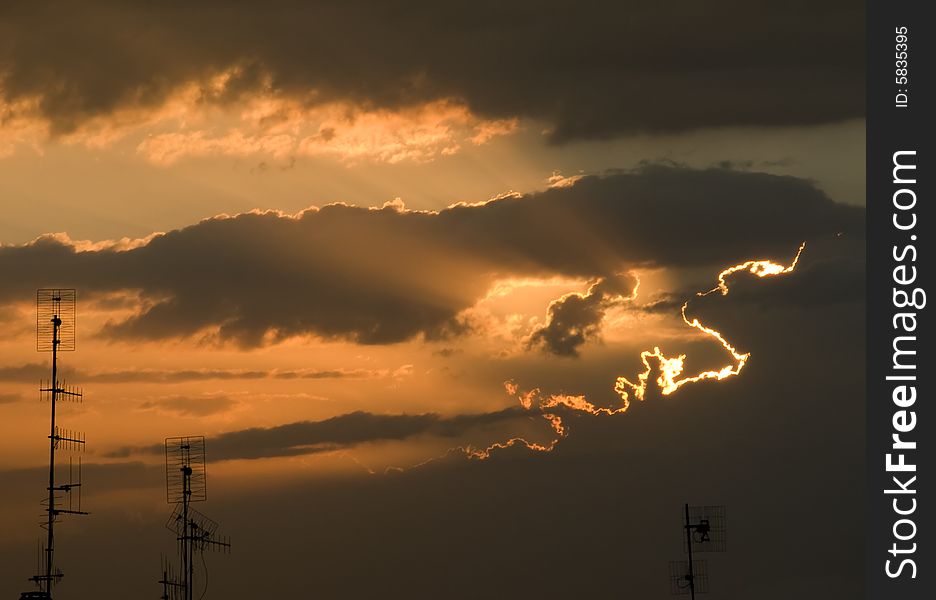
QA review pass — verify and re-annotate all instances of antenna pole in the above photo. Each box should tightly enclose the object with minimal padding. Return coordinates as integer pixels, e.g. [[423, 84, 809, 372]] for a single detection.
[[684, 503, 695, 600], [183, 464, 192, 600], [27, 290, 87, 596], [669, 503, 725, 596], [44, 313, 61, 595], [161, 436, 229, 599]]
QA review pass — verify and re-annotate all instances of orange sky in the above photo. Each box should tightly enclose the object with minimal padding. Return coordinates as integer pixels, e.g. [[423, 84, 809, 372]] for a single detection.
[[0, 270, 686, 468], [0, 115, 863, 541], [0, 4, 866, 597]]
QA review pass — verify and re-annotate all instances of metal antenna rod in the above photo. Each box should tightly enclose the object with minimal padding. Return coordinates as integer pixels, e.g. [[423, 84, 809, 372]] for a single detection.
[[684, 503, 696, 600], [668, 504, 725, 597], [183, 461, 191, 600], [162, 436, 229, 599], [27, 289, 86, 598], [43, 312, 61, 595]]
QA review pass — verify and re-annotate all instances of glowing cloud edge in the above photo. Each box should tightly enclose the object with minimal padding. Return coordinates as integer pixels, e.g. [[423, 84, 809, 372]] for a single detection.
[[384, 242, 807, 470]]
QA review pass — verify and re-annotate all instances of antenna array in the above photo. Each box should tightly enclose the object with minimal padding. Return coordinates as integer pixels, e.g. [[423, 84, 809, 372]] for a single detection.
[[22, 289, 89, 599], [36, 289, 76, 352], [669, 559, 709, 595], [160, 436, 231, 600], [159, 557, 184, 600], [166, 436, 207, 504], [667, 503, 727, 599]]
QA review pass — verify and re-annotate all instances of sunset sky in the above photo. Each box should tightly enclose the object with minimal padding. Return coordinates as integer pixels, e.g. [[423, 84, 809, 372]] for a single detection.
[[0, 2, 865, 598]]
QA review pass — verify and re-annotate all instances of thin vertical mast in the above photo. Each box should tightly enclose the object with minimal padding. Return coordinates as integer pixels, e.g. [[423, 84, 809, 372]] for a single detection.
[[668, 504, 726, 597], [684, 503, 695, 600], [162, 436, 230, 599], [44, 313, 60, 594], [27, 289, 87, 597]]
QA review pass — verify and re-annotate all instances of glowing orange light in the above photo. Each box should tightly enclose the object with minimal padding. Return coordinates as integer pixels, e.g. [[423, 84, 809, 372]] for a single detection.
[[614, 242, 805, 406], [394, 243, 806, 468]]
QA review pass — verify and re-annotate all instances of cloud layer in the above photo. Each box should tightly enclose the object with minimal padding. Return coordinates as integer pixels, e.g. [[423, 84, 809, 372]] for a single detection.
[[0, 363, 406, 384], [528, 273, 638, 357], [108, 408, 530, 460], [0, 165, 861, 347], [0, 1, 863, 143]]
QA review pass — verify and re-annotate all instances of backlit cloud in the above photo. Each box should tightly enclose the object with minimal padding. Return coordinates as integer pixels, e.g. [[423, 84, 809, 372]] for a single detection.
[[134, 97, 518, 165], [0, 1, 863, 149], [0, 165, 861, 347], [527, 273, 638, 357], [1, 83, 517, 164]]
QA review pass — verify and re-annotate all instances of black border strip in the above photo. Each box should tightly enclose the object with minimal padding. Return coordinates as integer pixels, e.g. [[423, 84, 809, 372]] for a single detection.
[[867, 2, 932, 598]]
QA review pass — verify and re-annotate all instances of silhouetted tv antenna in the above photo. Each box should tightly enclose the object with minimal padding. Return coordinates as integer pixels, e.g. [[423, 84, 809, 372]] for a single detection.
[[22, 289, 88, 600], [668, 504, 726, 599], [159, 436, 231, 600], [158, 557, 183, 600]]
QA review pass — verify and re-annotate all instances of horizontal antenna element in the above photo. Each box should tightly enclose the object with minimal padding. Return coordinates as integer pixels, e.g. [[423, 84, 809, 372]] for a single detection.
[[52, 427, 86, 452], [40, 379, 83, 403]]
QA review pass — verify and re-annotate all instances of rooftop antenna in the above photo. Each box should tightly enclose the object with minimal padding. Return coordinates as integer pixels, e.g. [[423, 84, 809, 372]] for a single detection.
[[23, 289, 88, 599], [160, 436, 231, 600], [668, 504, 727, 599], [158, 556, 183, 600]]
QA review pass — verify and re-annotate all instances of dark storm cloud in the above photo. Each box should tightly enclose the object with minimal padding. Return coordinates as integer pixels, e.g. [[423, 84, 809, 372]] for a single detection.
[[528, 273, 638, 357], [108, 408, 527, 460], [0, 165, 862, 347], [0, 1, 863, 140]]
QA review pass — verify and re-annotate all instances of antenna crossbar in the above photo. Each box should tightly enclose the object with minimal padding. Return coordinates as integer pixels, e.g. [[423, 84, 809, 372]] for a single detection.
[[40, 381, 83, 402]]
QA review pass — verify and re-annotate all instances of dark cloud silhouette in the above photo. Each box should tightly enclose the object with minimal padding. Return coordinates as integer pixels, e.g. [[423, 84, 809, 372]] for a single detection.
[[138, 394, 239, 417], [0, 1, 863, 141], [0, 165, 862, 347], [0, 363, 47, 382], [0, 392, 22, 404], [636, 250, 865, 315], [528, 273, 637, 357], [0, 363, 400, 383], [107, 408, 529, 460], [721, 252, 865, 307]]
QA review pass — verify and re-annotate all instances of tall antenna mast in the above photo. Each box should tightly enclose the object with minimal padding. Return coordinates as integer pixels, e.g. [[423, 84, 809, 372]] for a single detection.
[[668, 504, 727, 599], [160, 436, 231, 600], [24, 289, 88, 599]]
